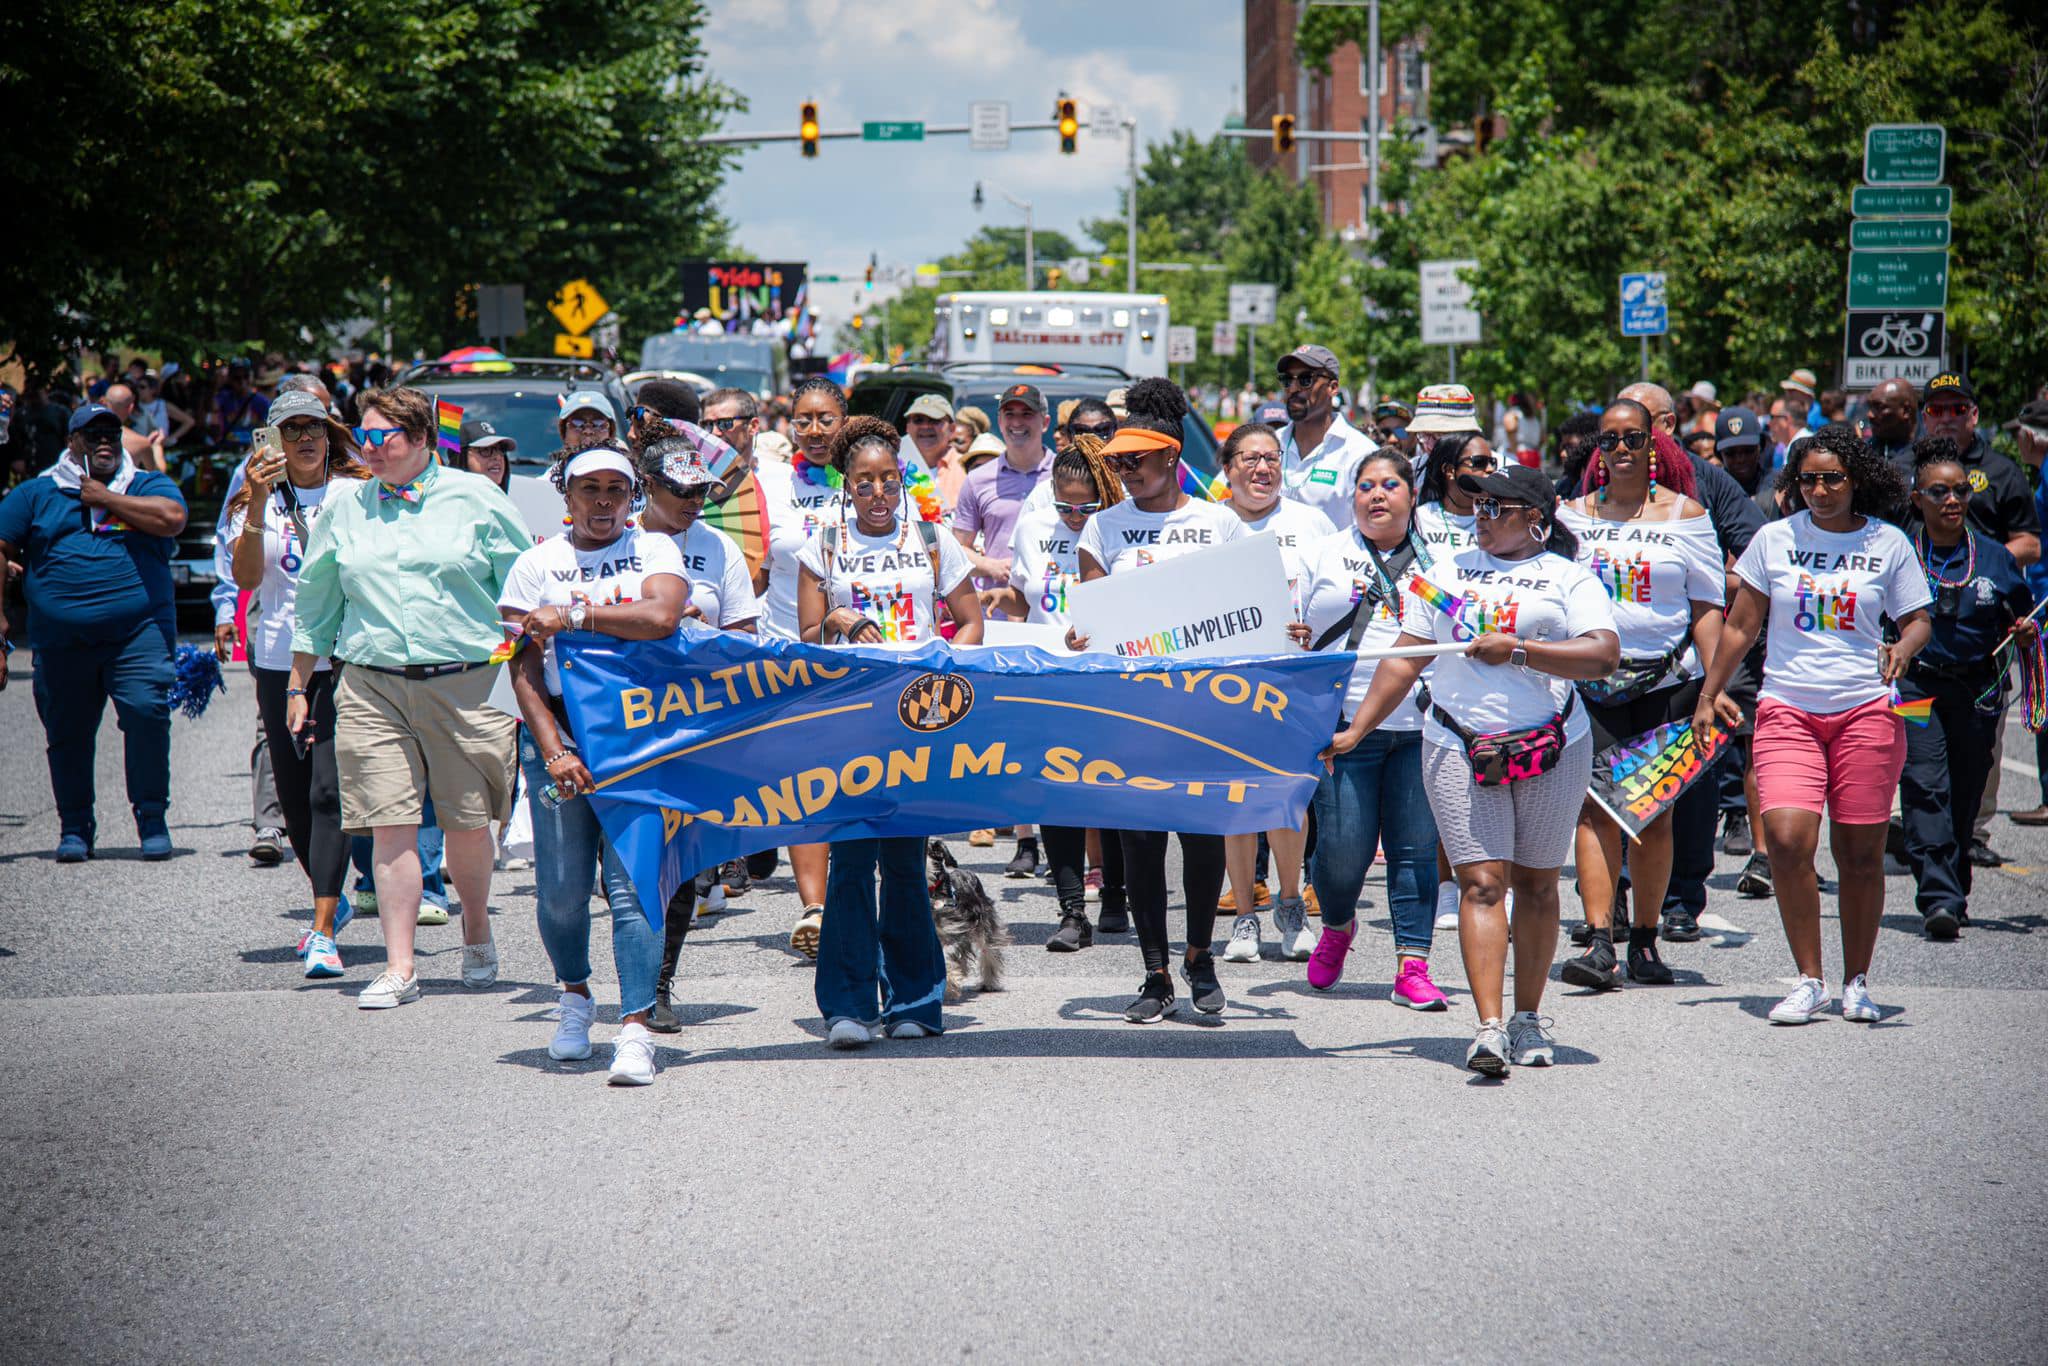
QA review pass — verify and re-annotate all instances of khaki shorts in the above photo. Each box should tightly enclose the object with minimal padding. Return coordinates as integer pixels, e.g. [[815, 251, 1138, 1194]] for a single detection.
[[333, 663, 516, 834]]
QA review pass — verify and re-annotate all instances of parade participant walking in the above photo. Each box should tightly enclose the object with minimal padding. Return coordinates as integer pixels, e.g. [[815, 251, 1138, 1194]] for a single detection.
[[0, 403, 189, 860], [1406, 384, 1483, 464], [1290, 453, 1446, 1007], [796, 416, 983, 1049], [454, 418, 515, 491], [499, 441, 688, 1084], [1372, 398, 1416, 463], [1894, 439, 2035, 939], [1324, 463, 1620, 1075], [1214, 421, 1333, 962], [902, 394, 960, 508], [1556, 399, 1724, 988], [1694, 427, 1932, 1024], [287, 387, 529, 1010], [636, 431, 762, 1029], [1273, 345, 1377, 524], [981, 436, 1127, 951], [1070, 379, 1244, 1023], [558, 390, 619, 454], [224, 390, 371, 976], [1903, 374, 2040, 567]]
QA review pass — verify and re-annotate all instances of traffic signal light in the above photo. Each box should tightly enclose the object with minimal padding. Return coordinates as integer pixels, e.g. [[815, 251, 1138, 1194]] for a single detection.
[[1473, 114, 1492, 155], [800, 101, 819, 158], [1272, 114, 1296, 155], [865, 254, 876, 291], [850, 314, 864, 332], [1057, 98, 1079, 154], [1047, 266, 1064, 290]]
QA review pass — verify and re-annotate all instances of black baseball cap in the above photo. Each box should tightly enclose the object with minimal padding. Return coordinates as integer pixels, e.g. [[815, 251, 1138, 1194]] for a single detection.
[[459, 417, 516, 451], [1277, 343, 1340, 378], [1715, 405, 1762, 450], [1921, 372, 1977, 407], [1457, 464, 1557, 510], [997, 383, 1047, 416]]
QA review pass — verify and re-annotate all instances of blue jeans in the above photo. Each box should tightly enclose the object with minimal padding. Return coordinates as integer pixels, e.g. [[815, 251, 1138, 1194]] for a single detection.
[[816, 837, 945, 1031], [30, 620, 172, 842], [1311, 729, 1439, 951], [350, 795, 447, 908], [520, 736, 660, 1016]]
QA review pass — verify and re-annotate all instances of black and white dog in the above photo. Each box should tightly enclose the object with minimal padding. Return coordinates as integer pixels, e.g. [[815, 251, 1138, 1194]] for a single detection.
[[926, 838, 1010, 1000]]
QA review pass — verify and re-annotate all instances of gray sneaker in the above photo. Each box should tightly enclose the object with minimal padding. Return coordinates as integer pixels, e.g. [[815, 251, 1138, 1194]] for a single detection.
[[1507, 1011, 1556, 1067], [1272, 897, 1314, 961], [1467, 1019, 1510, 1076], [1222, 913, 1263, 962]]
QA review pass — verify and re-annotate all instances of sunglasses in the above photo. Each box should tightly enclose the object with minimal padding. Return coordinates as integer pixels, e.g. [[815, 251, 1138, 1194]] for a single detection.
[[352, 427, 404, 447], [1796, 470, 1849, 489], [1069, 423, 1116, 440], [1355, 476, 1407, 493], [1052, 500, 1103, 517], [563, 416, 611, 433], [279, 421, 325, 441], [1594, 429, 1651, 453], [1917, 482, 1969, 503], [1105, 452, 1152, 473], [1454, 454, 1497, 473], [704, 415, 750, 433], [850, 478, 902, 498], [1280, 371, 1328, 390], [1473, 497, 1533, 521]]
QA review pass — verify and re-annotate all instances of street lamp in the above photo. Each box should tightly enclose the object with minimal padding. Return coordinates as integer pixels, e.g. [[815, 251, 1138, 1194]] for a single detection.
[[973, 179, 1035, 290]]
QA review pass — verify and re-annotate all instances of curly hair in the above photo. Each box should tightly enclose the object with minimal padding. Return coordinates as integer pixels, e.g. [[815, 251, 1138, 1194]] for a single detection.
[[1051, 432, 1126, 506], [548, 439, 643, 497], [1776, 423, 1904, 515], [1117, 376, 1187, 442], [827, 414, 901, 474]]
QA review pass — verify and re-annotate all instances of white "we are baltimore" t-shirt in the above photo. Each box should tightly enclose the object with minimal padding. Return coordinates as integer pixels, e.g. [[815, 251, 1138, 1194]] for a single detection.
[[1734, 511, 1932, 715], [1557, 504, 1724, 675], [1076, 496, 1245, 577], [1298, 526, 1424, 729], [498, 528, 688, 695], [795, 520, 974, 647], [760, 462, 841, 639], [1006, 505, 1084, 626], [668, 520, 759, 629], [1403, 548, 1617, 749]]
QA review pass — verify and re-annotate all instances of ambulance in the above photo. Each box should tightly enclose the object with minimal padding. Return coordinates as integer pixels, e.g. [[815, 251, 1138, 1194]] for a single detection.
[[928, 291, 1170, 379]]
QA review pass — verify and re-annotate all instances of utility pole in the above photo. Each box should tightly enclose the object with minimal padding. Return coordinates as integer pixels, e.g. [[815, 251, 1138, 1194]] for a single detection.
[[975, 180, 1035, 289], [1125, 117, 1138, 292]]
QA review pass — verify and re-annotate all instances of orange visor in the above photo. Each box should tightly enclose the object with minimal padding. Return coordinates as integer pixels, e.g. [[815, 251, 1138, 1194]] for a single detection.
[[1100, 427, 1183, 457]]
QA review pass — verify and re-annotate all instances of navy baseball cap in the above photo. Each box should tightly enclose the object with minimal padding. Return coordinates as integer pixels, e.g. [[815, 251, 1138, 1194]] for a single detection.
[[68, 403, 121, 433], [1278, 343, 1340, 378], [1715, 406, 1762, 451]]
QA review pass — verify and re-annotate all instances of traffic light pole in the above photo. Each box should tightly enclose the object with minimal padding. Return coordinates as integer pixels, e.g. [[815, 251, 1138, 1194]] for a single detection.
[[697, 121, 1068, 146]]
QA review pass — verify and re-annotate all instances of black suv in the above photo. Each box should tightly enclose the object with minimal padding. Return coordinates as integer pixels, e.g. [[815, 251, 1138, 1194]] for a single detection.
[[396, 356, 631, 477], [847, 362, 1222, 480]]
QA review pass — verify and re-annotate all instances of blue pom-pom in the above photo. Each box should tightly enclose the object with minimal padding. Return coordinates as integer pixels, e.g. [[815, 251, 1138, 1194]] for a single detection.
[[168, 644, 226, 719]]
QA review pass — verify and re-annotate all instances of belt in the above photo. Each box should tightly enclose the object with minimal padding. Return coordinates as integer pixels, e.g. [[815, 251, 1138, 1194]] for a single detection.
[[348, 659, 491, 680]]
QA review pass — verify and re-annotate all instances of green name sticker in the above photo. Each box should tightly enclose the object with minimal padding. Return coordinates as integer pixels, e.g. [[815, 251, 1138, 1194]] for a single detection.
[[1309, 469, 1338, 486]]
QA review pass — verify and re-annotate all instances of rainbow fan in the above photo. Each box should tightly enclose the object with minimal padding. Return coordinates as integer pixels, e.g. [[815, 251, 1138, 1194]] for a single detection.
[[701, 470, 771, 580]]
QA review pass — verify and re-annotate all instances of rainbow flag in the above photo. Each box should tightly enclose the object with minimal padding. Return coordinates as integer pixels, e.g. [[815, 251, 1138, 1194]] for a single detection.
[[436, 399, 463, 454], [1176, 460, 1226, 502], [488, 622, 526, 664], [701, 470, 770, 581], [1408, 574, 1469, 639], [1889, 686, 1933, 727]]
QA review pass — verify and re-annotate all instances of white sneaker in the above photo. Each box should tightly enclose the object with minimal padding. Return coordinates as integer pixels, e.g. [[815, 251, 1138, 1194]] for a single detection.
[[357, 970, 418, 1010], [1769, 976, 1832, 1024], [1841, 974, 1881, 1023], [1222, 913, 1263, 962], [460, 939, 499, 989], [1467, 1018, 1510, 1076], [1433, 882, 1460, 931], [886, 1020, 937, 1039], [608, 1022, 657, 1085], [550, 991, 595, 1060], [826, 1017, 874, 1050], [1507, 1011, 1556, 1067], [1272, 897, 1315, 961], [704, 884, 727, 914]]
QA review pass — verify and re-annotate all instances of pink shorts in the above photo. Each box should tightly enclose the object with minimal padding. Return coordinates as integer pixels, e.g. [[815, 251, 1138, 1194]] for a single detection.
[[1752, 696, 1905, 824]]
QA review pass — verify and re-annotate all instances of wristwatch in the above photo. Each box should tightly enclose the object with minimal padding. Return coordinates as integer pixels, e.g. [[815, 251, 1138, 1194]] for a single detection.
[[1509, 646, 1529, 669], [568, 602, 589, 632]]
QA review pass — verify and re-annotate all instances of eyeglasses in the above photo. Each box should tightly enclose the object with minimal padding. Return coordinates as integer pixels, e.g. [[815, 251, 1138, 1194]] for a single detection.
[[1233, 451, 1282, 469], [563, 416, 611, 433], [1473, 497, 1532, 521], [1052, 500, 1103, 517], [352, 427, 404, 447], [792, 412, 840, 431], [1796, 470, 1850, 489], [1280, 371, 1327, 390], [1455, 454, 1497, 473], [1355, 476, 1406, 493], [1918, 482, 1969, 503], [703, 415, 749, 433], [278, 421, 325, 441], [1594, 430, 1651, 453], [1069, 423, 1116, 441], [851, 478, 903, 498]]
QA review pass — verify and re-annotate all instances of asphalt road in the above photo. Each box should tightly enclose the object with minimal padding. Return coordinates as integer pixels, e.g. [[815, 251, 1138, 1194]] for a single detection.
[[2, 643, 2045, 1363]]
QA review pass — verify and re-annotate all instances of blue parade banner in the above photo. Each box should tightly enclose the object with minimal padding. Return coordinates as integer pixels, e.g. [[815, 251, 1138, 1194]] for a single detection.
[[556, 630, 1351, 924]]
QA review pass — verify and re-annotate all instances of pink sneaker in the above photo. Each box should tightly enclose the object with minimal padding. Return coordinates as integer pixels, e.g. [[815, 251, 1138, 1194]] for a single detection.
[[1306, 924, 1355, 990], [1391, 957, 1448, 1011]]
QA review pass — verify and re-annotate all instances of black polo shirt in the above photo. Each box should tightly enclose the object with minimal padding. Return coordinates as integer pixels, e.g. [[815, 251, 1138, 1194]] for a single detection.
[[1882, 430, 2041, 547]]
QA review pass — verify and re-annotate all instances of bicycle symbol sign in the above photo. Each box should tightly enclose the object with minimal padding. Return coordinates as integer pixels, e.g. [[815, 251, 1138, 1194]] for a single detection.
[[1842, 310, 1946, 390]]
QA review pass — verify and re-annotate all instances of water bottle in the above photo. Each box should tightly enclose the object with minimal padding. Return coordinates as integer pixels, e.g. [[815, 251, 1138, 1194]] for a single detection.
[[538, 780, 573, 809]]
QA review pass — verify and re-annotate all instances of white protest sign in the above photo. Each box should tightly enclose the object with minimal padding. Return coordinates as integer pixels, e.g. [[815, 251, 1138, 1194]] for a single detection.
[[506, 472, 565, 542], [1068, 534, 1293, 660], [978, 619, 1073, 653], [485, 662, 521, 718]]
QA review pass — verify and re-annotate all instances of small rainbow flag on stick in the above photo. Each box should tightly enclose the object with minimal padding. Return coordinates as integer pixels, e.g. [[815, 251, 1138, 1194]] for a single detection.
[[488, 622, 526, 665], [1175, 460, 1227, 503], [1889, 685, 1933, 727], [436, 399, 464, 454], [1408, 574, 1469, 639]]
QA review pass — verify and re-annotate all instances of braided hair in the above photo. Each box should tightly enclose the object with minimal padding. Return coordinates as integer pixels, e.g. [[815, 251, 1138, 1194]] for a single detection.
[[1051, 432, 1125, 506], [791, 375, 846, 411]]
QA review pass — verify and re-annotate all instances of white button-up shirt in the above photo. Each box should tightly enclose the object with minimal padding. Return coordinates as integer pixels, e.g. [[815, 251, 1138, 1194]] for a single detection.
[[1277, 413, 1380, 524]]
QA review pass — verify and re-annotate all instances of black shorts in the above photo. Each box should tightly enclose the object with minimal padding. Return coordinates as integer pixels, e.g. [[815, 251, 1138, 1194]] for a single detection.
[[1584, 676, 1703, 753], [1722, 640, 1766, 740]]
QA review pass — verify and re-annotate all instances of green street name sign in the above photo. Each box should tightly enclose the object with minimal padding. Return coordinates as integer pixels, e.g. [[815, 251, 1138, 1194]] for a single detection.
[[1849, 219, 1951, 249], [862, 121, 925, 142], [1847, 249, 1949, 310], [1863, 124, 1946, 186], [1851, 185, 1952, 218]]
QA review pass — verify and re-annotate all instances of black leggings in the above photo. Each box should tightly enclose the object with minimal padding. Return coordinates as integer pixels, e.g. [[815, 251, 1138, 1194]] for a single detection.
[[1042, 826, 1128, 915], [1118, 830, 1226, 973], [253, 665, 349, 899]]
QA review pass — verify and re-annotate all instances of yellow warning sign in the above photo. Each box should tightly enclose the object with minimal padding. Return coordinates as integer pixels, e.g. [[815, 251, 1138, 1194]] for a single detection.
[[548, 279, 608, 335], [553, 332, 595, 359]]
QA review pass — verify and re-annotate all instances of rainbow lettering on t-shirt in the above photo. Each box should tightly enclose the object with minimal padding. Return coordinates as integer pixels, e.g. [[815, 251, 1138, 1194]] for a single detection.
[[850, 580, 917, 641], [1348, 578, 1368, 607], [1038, 561, 1072, 618], [1467, 592, 1519, 635], [1792, 573, 1857, 632], [1589, 549, 1653, 603]]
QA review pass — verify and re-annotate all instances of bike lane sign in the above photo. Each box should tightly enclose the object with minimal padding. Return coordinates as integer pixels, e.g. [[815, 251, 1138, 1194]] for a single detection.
[[1843, 309, 1946, 390]]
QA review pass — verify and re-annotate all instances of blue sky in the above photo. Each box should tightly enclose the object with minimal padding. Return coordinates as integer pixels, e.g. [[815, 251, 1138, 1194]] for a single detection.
[[700, 0, 1243, 332]]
